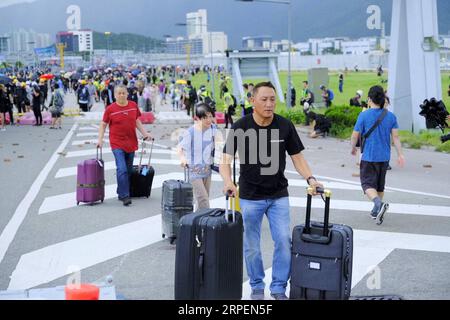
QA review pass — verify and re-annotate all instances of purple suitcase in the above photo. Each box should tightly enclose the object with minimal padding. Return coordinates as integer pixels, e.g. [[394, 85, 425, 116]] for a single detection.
[[76, 147, 105, 206]]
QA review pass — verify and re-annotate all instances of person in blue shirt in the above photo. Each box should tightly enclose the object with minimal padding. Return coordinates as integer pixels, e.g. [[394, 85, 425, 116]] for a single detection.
[[351, 85, 405, 225]]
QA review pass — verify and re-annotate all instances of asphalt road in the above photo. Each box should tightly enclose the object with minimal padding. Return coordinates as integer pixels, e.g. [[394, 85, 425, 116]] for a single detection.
[[0, 94, 449, 300]]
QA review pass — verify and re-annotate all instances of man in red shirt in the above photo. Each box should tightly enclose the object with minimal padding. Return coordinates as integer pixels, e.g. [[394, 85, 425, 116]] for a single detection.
[[97, 85, 152, 206]]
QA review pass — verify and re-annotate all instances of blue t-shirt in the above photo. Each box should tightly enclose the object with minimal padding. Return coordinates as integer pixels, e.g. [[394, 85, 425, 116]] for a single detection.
[[354, 108, 399, 162], [179, 125, 217, 180]]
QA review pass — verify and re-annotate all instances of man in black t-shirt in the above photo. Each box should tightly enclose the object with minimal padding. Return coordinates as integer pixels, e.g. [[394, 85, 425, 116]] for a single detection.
[[220, 82, 323, 301]]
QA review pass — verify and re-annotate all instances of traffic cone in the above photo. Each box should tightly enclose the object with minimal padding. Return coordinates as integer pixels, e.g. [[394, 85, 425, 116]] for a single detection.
[[65, 284, 100, 300]]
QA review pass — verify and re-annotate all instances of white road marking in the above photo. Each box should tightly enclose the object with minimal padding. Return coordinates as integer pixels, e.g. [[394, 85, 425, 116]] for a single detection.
[[78, 127, 98, 131], [38, 172, 185, 215], [286, 171, 450, 200], [72, 139, 109, 146], [65, 148, 175, 158], [55, 158, 182, 178], [241, 229, 450, 299], [0, 124, 78, 264], [8, 216, 162, 290], [76, 132, 108, 138], [210, 197, 450, 218]]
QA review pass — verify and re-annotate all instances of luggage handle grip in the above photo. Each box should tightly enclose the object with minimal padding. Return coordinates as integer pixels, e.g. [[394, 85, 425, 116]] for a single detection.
[[184, 165, 190, 183], [96, 146, 102, 161], [304, 187, 331, 236], [225, 193, 236, 223], [300, 232, 331, 245], [344, 256, 350, 280]]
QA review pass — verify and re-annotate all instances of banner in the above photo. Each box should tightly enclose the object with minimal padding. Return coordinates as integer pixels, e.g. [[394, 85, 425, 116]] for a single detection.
[[34, 45, 56, 57]]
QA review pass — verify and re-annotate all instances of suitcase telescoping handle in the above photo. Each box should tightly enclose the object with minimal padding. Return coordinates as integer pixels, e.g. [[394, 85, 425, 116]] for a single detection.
[[184, 165, 190, 183], [96, 146, 102, 161], [225, 192, 236, 223], [302, 187, 332, 244], [138, 138, 154, 171]]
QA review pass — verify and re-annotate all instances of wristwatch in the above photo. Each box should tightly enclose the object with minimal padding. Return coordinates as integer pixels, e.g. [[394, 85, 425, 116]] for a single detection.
[[307, 176, 317, 185]]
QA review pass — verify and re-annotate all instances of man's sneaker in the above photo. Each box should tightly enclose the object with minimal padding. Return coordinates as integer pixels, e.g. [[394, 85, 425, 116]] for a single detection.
[[250, 289, 265, 300], [271, 293, 289, 300], [375, 203, 389, 225], [121, 198, 132, 207]]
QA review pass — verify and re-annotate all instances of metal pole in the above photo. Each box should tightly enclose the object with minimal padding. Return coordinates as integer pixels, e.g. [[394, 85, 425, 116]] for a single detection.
[[210, 31, 215, 101], [286, 0, 292, 109]]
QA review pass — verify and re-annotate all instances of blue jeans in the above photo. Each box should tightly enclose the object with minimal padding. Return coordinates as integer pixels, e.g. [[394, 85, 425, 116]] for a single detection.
[[240, 197, 291, 295], [112, 149, 135, 200]]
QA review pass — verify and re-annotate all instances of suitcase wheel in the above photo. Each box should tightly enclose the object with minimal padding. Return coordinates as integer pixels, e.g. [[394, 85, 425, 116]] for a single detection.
[[162, 234, 166, 239], [169, 237, 176, 245], [77, 202, 79, 206]]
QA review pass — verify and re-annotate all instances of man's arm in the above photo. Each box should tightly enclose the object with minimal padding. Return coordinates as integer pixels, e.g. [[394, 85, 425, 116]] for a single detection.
[[391, 129, 405, 167], [290, 153, 323, 194], [219, 153, 237, 197], [97, 121, 108, 148], [136, 119, 152, 141], [351, 131, 360, 155]]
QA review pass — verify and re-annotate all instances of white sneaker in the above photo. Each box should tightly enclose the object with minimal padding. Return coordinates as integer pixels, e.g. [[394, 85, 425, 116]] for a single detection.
[[1, 128, 6, 132]]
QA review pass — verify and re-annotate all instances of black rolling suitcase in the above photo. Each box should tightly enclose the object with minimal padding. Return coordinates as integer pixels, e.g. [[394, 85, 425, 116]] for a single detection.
[[130, 139, 155, 198], [161, 167, 194, 244], [290, 188, 353, 300], [175, 197, 243, 300]]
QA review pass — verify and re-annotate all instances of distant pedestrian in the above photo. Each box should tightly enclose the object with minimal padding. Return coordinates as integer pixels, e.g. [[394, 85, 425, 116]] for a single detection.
[[338, 73, 344, 93], [49, 83, 65, 129], [32, 84, 43, 126], [320, 85, 333, 108], [351, 85, 405, 225]]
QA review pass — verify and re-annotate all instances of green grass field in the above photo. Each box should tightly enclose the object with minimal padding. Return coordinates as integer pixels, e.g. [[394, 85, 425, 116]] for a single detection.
[[191, 70, 450, 113]]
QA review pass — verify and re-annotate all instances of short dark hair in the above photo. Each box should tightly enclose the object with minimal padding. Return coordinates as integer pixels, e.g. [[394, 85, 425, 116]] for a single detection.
[[187, 80, 192, 86], [303, 81, 309, 85], [195, 103, 213, 119], [368, 85, 386, 108], [243, 84, 249, 90], [253, 81, 276, 97]]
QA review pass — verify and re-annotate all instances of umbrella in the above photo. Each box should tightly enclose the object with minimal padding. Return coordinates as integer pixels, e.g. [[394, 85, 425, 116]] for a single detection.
[[0, 75, 12, 85], [176, 79, 187, 85], [40, 74, 55, 80]]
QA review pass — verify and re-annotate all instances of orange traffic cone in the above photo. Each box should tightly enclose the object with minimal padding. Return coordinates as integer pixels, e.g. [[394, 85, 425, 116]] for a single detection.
[[65, 284, 100, 300]]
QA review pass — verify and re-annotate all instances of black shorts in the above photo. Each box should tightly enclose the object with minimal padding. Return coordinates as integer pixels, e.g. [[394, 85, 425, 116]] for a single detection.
[[360, 161, 389, 193]]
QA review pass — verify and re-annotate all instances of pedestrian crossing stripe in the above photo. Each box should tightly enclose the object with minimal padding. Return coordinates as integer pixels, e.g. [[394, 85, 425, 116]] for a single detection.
[[8, 214, 450, 291], [64, 148, 176, 159], [210, 197, 450, 218]]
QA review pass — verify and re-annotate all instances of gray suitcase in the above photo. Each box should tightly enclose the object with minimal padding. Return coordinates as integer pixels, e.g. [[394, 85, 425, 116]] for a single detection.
[[161, 168, 193, 244], [290, 188, 353, 300]]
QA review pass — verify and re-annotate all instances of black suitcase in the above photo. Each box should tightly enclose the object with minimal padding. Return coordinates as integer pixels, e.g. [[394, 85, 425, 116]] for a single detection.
[[130, 139, 155, 198], [290, 188, 353, 300], [175, 197, 243, 300], [161, 168, 194, 244]]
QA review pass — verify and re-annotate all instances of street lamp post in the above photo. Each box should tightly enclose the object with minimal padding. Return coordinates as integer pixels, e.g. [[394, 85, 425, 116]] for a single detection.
[[236, 0, 293, 108], [176, 22, 216, 102]]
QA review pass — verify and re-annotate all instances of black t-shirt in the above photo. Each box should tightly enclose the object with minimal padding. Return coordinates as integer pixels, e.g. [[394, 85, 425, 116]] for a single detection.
[[223, 114, 305, 200]]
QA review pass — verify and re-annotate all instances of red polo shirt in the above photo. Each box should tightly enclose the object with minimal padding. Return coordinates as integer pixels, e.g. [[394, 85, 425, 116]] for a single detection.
[[103, 101, 142, 153]]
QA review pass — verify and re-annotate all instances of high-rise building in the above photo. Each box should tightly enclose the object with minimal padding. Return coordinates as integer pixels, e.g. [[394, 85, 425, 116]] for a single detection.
[[0, 35, 10, 53], [8, 29, 52, 52], [56, 30, 93, 53], [186, 9, 208, 39]]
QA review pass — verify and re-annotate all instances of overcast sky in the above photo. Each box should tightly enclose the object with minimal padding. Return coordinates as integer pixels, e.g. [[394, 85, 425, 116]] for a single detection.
[[0, 0, 36, 8]]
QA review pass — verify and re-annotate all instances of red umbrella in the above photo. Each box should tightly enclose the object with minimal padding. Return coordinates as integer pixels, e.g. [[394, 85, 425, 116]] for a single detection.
[[40, 74, 55, 80]]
